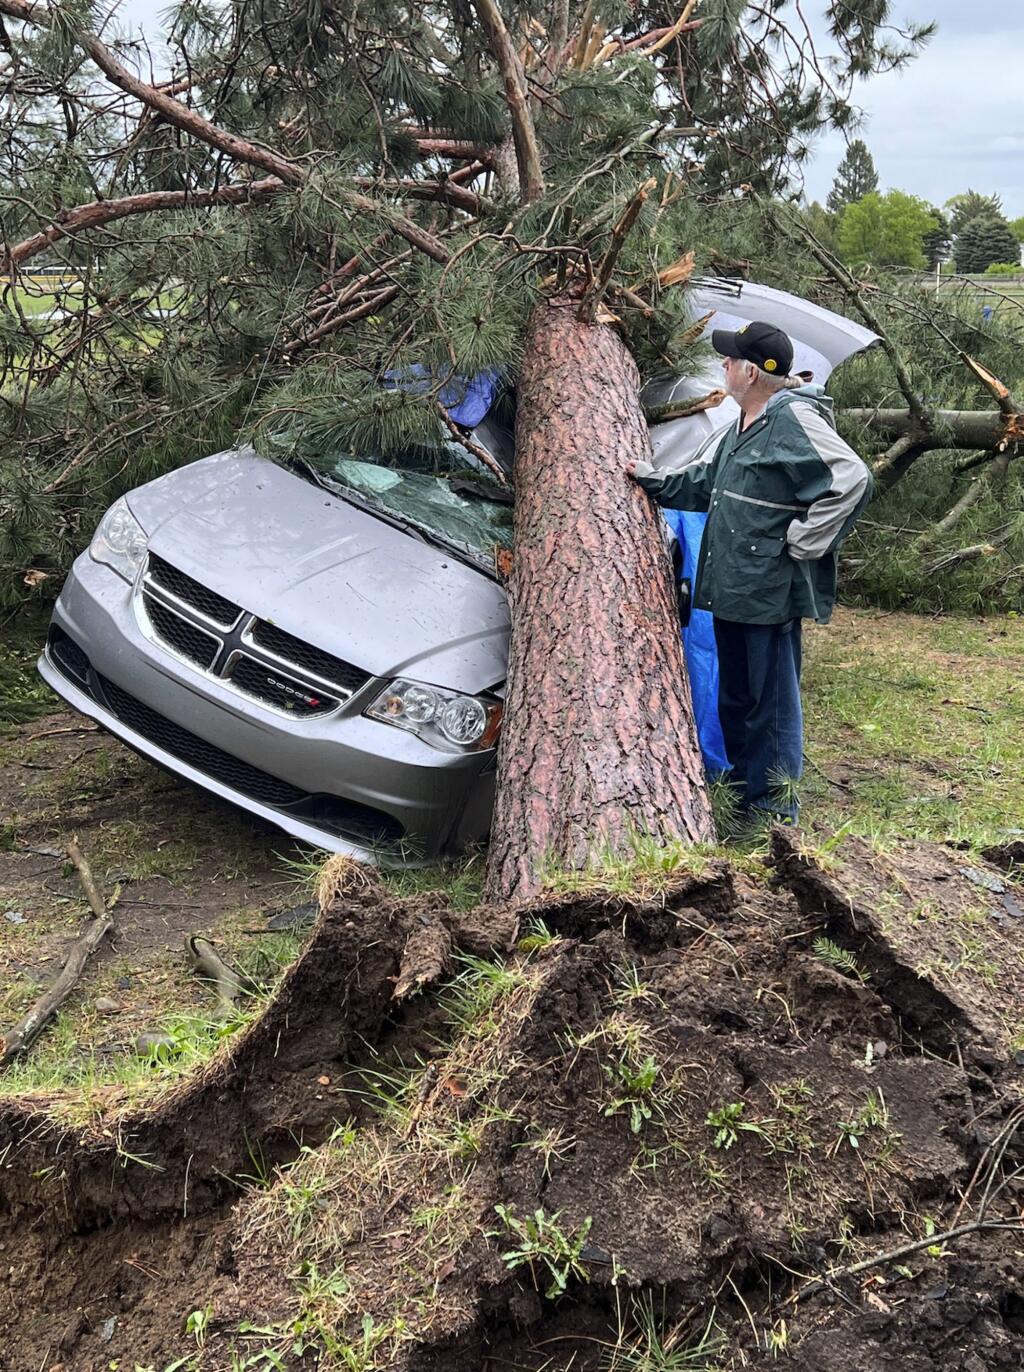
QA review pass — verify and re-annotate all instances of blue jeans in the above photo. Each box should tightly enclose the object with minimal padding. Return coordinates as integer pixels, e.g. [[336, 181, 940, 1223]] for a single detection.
[[712, 617, 803, 820]]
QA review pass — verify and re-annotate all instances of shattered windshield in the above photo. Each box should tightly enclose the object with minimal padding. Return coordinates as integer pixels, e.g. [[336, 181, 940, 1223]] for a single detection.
[[272, 441, 514, 570]]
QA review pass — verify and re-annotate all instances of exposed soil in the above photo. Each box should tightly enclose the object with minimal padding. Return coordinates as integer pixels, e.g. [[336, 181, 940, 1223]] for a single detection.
[[1, 833, 1022, 1371]]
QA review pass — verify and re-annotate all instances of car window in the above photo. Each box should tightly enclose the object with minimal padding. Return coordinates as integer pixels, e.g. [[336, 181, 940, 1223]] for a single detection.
[[323, 454, 513, 557], [268, 432, 514, 567]]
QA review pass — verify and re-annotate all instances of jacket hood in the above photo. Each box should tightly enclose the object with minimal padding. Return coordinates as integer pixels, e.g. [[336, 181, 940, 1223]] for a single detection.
[[768, 384, 837, 423]]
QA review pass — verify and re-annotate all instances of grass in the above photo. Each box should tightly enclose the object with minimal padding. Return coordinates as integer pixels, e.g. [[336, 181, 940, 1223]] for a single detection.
[[800, 608, 1024, 849], [604, 1294, 725, 1371], [0, 606, 52, 729], [2, 603, 1022, 1125], [0, 926, 304, 1118], [279, 846, 487, 911]]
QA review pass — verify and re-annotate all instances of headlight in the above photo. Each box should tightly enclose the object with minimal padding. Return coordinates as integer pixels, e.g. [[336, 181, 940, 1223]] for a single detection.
[[366, 678, 501, 752], [90, 498, 148, 582]]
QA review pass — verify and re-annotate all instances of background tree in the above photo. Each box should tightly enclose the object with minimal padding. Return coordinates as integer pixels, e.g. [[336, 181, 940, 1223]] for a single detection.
[[921, 206, 953, 270], [837, 189, 938, 269], [946, 189, 1003, 236], [955, 216, 1021, 274], [826, 138, 879, 214], [1008, 215, 1024, 246], [801, 199, 839, 254]]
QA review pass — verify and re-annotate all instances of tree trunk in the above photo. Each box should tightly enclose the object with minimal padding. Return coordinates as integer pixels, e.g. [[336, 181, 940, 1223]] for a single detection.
[[485, 299, 716, 903]]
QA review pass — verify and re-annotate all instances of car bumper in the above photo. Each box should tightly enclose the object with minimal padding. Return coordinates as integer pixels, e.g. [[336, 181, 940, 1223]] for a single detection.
[[39, 552, 496, 863]]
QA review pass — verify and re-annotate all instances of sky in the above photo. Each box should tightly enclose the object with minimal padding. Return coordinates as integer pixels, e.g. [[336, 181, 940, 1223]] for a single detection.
[[114, 0, 1024, 218], [802, 0, 1024, 217]]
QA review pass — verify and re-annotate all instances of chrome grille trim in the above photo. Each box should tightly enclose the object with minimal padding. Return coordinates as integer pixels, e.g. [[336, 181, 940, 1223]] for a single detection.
[[144, 554, 243, 630], [135, 559, 373, 719], [239, 621, 365, 702], [224, 651, 341, 716]]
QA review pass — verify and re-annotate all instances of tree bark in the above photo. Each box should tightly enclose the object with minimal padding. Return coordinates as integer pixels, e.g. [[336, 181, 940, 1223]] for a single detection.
[[485, 299, 716, 903]]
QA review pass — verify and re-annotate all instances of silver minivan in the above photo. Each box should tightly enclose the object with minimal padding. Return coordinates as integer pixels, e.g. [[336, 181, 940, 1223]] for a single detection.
[[39, 282, 875, 861]]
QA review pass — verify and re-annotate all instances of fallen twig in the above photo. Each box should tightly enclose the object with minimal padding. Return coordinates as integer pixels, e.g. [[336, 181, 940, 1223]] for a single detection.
[[787, 1103, 1024, 1307], [0, 835, 114, 1067], [26, 724, 99, 741], [785, 1218, 1024, 1308]]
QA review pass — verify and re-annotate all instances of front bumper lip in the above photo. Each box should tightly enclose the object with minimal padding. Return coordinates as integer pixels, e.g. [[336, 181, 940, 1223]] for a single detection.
[[37, 651, 412, 863]]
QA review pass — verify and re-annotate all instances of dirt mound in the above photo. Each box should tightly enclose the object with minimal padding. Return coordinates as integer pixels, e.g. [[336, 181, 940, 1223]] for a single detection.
[[0, 838, 1021, 1371]]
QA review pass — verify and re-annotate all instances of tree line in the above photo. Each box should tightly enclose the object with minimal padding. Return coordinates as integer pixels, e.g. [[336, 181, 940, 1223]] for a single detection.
[[806, 140, 1022, 275]]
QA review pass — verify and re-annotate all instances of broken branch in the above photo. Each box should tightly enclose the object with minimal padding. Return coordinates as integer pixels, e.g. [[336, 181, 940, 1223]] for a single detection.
[[644, 389, 728, 424], [473, 0, 545, 203], [0, 0, 453, 267], [437, 407, 511, 488], [579, 177, 656, 324], [0, 835, 113, 1068]]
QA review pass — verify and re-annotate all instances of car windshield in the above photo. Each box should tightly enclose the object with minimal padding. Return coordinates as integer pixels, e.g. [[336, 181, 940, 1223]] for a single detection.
[[272, 442, 514, 571]]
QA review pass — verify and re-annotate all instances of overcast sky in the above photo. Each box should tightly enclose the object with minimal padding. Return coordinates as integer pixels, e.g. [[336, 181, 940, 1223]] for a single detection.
[[115, 0, 1024, 218], [803, 0, 1024, 216]]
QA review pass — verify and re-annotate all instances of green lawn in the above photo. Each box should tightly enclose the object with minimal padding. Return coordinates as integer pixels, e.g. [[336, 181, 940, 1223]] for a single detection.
[[802, 607, 1024, 848]]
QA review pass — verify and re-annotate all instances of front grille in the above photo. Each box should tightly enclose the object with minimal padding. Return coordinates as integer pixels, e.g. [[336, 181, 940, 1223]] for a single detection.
[[147, 553, 241, 628], [48, 626, 90, 688], [144, 594, 220, 671], [228, 654, 339, 716], [249, 619, 371, 696]]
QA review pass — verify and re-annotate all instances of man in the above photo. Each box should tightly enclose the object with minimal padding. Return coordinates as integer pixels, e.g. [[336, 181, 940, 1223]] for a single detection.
[[627, 321, 872, 828]]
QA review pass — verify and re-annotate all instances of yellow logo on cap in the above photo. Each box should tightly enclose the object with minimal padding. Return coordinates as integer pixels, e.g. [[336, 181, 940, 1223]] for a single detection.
[[738, 324, 749, 333], [764, 358, 777, 372]]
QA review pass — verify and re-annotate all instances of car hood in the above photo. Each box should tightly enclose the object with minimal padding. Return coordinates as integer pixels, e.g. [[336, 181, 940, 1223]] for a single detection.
[[126, 450, 510, 693]]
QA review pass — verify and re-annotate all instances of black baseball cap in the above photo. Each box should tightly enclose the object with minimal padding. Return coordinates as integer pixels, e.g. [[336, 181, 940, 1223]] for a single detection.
[[711, 320, 794, 377]]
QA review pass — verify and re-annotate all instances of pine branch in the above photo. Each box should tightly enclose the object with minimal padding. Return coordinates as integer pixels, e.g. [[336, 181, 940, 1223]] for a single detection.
[[579, 177, 656, 324], [413, 139, 496, 164], [437, 407, 510, 488], [352, 177, 484, 217], [0, 0, 303, 185], [281, 285, 401, 356], [0, 0, 452, 265], [472, 0, 545, 203], [2, 179, 287, 272]]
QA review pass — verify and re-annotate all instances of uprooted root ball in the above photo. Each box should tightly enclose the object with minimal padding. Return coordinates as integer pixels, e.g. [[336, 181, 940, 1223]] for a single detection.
[[0, 832, 1022, 1371]]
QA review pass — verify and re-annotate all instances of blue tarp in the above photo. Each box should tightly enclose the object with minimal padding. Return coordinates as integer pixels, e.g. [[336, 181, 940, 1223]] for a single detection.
[[662, 509, 729, 776], [382, 365, 500, 428]]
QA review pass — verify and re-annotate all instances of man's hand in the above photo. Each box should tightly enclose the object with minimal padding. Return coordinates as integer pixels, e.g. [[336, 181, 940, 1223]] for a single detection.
[[625, 461, 637, 477]]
